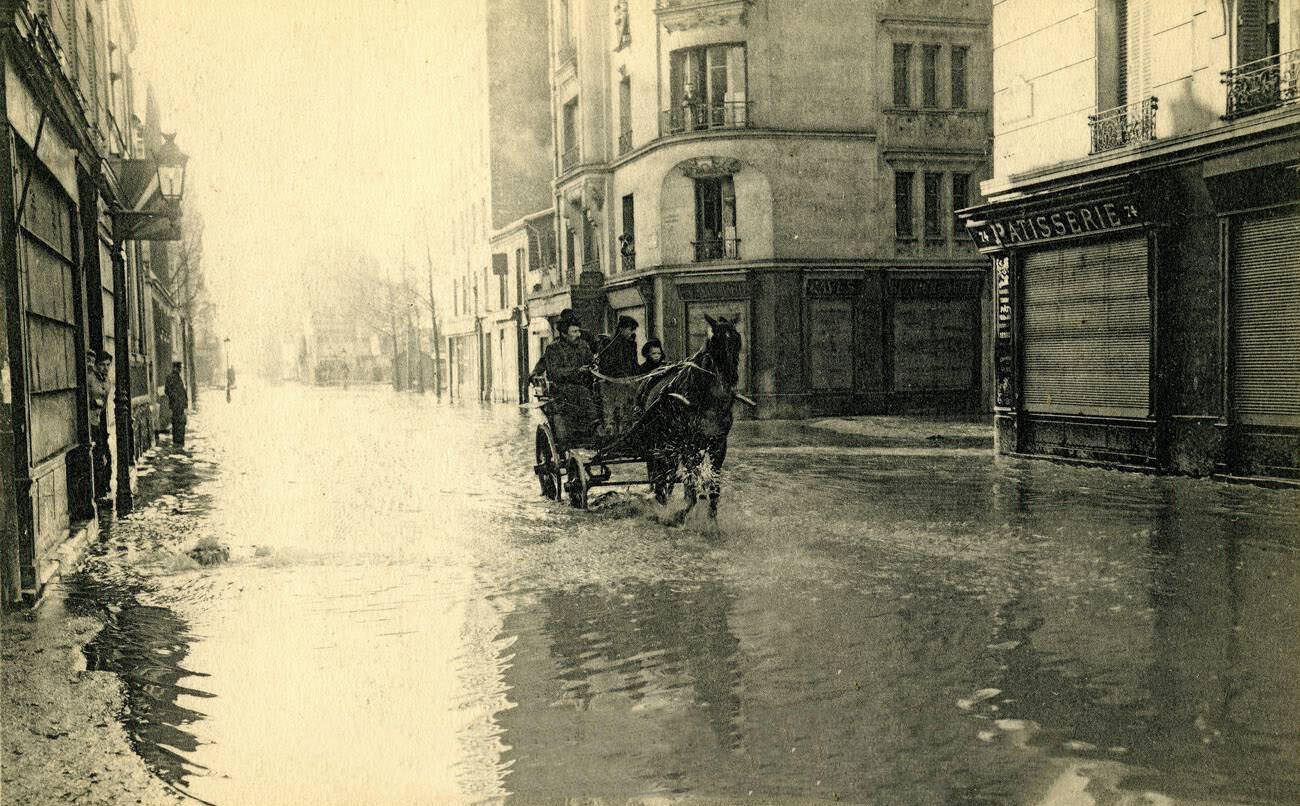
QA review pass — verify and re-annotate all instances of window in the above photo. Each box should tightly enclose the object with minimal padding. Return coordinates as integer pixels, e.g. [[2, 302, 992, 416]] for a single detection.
[[515, 247, 525, 304], [620, 194, 635, 271], [562, 99, 578, 169], [693, 176, 737, 261], [892, 44, 911, 107], [922, 45, 939, 108], [951, 173, 970, 234], [1236, 0, 1280, 65], [895, 171, 914, 238], [924, 173, 943, 239], [565, 222, 576, 282], [669, 44, 747, 132], [951, 46, 968, 108], [618, 76, 632, 153], [482, 267, 490, 312], [499, 268, 507, 310]]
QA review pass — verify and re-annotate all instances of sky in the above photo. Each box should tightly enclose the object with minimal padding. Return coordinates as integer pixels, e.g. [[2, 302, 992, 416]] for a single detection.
[[128, 0, 476, 356]]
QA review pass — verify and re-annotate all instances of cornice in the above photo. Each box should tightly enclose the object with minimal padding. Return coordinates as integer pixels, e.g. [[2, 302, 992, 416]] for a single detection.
[[878, 15, 990, 30]]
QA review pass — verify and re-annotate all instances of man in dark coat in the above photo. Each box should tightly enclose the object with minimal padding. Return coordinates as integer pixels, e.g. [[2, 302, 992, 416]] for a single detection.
[[530, 313, 598, 442], [601, 315, 640, 377], [165, 361, 189, 447], [87, 350, 112, 499]]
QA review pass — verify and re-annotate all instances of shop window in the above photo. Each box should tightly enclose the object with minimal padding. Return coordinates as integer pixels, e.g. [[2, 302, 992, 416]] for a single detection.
[[693, 176, 737, 261], [895, 171, 915, 239], [809, 299, 854, 391], [951, 46, 968, 109], [668, 43, 748, 132], [893, 44, 911, 107], [922, 45, 940, 108], [924, 172, 943, 240]]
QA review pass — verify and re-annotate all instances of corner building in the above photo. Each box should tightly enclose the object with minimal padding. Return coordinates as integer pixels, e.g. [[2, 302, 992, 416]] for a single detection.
[[962, 0, 1300, 479], [534, 0, 994, 417]]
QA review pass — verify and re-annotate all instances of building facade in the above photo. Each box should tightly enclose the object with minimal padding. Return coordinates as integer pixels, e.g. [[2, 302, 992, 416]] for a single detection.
[[437, 0, 553, 403], [532, 0, 994, 418], [962, 0, 1300, 479], [1, 0, 186, 606]]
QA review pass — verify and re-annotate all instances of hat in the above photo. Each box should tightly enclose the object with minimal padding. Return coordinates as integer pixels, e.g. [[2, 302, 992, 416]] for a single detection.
[[555, 312, 581, 333], [641, 338, 662, 358], [616, 315, 638, 331], [88, 349, 112, 363]]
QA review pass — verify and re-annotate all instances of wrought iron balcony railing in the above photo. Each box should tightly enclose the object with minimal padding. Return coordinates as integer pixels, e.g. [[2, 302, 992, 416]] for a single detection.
[[618, 130, 632, 154], [662, 100, 752, 136], [561, 145, 579, 171], [621, 251, 636, 272], [1088, 96, 1158, 154], [1223, 49, 1300, 120], [693, 238, 741, 262]]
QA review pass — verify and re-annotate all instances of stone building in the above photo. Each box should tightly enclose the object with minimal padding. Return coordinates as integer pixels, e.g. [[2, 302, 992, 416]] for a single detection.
[[437, 0, 553, 403], [1, 0, 179, 605], [533, 0, 993, 417], [961, 0, 1300, 479]]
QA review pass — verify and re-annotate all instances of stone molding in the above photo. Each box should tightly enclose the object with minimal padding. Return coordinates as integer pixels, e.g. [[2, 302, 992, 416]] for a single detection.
[[655, 0, 751, 33], [678, 155, 742, 177]]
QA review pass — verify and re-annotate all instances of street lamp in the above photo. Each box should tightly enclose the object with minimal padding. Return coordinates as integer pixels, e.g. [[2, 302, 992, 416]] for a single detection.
[[107, 134, 189, 515]]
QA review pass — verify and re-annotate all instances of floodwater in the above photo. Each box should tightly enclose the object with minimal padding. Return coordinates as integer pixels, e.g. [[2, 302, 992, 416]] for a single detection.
[[65, 383, 1299, 805]]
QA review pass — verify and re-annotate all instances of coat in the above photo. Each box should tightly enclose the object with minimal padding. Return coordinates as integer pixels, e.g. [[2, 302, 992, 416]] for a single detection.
[[165, 371, 188, 419], [88, 371, 110, 428], [531, 337, 594, 385], [601, 334, 640, 377]]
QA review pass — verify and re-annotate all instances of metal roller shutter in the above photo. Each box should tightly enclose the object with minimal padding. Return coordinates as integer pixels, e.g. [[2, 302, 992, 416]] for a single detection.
[[1232, 208, 1300, 427], [1022, 236, 1150, 417]]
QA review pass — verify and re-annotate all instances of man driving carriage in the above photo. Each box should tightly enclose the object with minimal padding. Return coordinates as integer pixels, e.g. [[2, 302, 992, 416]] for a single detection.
[[530, 311, 599, 444]]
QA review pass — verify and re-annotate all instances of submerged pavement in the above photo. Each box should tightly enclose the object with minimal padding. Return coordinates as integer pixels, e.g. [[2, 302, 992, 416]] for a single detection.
[[5, 382, 1298, 806]]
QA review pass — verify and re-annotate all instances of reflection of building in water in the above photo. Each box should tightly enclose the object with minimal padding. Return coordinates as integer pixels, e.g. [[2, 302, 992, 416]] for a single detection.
[[495, 581, 742, 797], [983, 479, 1300, 803], [74, 579, 212, 787]]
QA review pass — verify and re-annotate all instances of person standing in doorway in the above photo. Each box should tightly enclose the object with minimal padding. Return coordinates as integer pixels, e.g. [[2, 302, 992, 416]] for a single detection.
[[226, 364, 236, 403], [87, 349, 113, 501], [166, 361, 189, 447]]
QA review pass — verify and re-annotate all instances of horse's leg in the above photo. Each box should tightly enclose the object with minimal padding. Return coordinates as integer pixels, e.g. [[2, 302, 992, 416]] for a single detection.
[[669, 456, 699, 526], [706, 438, 728, 519]]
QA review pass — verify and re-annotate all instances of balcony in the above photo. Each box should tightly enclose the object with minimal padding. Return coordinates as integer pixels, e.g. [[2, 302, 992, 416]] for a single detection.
[[1088, 96, 1158, 154], [618, 129, 632, 155], [621, 251, 636, 273], [1223, 49, 1300, 121], [561, 145, 578, 172], [693, 238, 741, 262], [661, 100, 752, 136]]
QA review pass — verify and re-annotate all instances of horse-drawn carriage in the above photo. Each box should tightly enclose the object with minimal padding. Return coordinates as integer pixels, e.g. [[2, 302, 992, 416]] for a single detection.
[[531, 315, 745, 519]]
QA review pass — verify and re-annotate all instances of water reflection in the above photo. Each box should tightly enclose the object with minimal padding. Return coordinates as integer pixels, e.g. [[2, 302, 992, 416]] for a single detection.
[[68, 573, 213, 786]]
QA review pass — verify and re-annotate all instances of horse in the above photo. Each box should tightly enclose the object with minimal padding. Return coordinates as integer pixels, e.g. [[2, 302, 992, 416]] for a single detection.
[[636, 315, 742, 523]]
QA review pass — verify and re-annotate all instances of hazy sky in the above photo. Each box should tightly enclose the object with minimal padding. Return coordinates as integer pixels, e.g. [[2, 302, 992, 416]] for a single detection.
[[129, 0, 475, 351]]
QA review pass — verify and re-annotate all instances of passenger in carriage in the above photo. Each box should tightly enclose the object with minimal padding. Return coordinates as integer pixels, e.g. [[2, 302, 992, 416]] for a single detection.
[[639, 339, 665, 374], [530, 312, 598, 442], [601, 315, 641, 377]]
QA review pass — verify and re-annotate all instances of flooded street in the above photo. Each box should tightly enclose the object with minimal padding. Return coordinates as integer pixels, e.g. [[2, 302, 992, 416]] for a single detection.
[[66, 383, 1299, 806]]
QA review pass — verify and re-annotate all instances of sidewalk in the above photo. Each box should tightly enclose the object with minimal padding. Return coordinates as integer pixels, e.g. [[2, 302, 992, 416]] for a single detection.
[[1, 432, 204, 806], [736, 413, 994, 451]]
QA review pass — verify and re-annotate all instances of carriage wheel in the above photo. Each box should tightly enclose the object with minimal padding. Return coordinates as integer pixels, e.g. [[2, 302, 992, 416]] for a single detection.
[[565, 456, 590, 510], [535, 426, 562, 500]]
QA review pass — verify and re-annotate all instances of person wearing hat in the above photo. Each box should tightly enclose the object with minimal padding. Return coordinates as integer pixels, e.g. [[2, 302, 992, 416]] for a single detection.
[[601, 315, 640, 377], [530, 311, 598, 442], [639, 338, 665, 374], [87, 349, 113, 499], [164, 361, 189, 448]]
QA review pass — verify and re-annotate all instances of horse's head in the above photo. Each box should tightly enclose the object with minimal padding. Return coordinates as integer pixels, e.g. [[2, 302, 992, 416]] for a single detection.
[[703, 314, 742, 387]]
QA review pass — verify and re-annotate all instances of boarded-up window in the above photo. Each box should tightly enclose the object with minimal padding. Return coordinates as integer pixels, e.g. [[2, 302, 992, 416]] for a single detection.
[[892, 299, 977, 392], [809, 299, 853, 390], [685, 301, 748, 392], [19, 158, 79, 464]]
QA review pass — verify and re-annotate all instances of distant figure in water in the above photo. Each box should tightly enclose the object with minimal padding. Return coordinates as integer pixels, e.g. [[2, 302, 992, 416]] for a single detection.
[[226, 365, 236, 403]]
